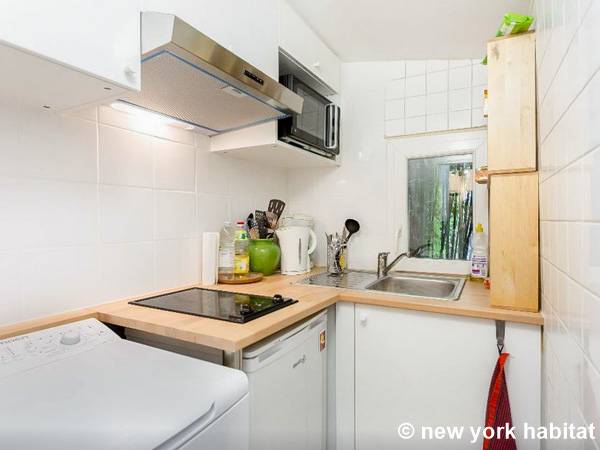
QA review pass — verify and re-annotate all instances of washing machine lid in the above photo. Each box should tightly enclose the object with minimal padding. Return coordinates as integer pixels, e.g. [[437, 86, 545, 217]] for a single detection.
[[0, 336, 247, 450]]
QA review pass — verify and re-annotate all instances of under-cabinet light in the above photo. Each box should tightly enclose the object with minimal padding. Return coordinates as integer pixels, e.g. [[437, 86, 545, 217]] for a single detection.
[[109, 101, 195, 131]]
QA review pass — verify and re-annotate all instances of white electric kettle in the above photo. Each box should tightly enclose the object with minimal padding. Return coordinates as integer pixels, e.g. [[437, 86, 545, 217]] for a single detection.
[[276, 226, 317, 275]]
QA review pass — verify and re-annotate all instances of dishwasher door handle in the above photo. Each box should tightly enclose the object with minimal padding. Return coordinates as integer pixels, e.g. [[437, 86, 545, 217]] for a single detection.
[[292, 354, 306, 369]]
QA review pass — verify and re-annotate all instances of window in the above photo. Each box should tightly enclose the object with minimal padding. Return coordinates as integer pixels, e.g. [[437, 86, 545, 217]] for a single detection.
[[407, 154, 473, 260]]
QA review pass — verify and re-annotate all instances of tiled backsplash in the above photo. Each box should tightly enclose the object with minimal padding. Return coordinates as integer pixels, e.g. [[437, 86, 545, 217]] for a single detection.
[[384, 60, 488, 137], [0, 103, 286, 326], [535, 0, 600, 446]]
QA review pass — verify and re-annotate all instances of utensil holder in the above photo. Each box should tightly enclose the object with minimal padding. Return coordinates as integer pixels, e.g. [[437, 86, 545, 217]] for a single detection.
[[327, 242, 347, 275]]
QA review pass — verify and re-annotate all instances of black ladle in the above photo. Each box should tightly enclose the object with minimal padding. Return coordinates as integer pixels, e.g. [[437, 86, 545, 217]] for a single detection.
[[343, 219, 360, 244]]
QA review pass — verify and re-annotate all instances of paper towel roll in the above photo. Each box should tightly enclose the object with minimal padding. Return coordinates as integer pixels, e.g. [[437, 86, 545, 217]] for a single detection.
[[202, 232, 220, 285]]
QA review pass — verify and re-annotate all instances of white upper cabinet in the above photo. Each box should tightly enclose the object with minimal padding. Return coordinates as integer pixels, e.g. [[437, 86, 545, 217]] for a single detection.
[[0, 0, 141, 110], [279, 1, 341, 93], [142, 0, 279, 77]]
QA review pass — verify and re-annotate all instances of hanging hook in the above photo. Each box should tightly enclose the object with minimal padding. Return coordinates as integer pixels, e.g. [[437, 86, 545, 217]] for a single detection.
[[495, 320, 505, 354]]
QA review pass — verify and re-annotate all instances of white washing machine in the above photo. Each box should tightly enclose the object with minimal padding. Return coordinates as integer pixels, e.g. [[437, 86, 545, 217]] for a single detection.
[[0, 319, 249, 450]]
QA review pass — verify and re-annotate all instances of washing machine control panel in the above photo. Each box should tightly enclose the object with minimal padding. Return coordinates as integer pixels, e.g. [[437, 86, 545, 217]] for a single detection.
[[0, 319, 118, 378]]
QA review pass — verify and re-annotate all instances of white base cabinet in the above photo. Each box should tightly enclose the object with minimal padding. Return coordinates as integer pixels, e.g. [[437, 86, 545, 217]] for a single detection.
[[336, 302, 541, 450]]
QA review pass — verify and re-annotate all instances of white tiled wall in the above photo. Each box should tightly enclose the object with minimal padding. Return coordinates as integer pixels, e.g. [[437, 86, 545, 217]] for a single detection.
[[288, 61, 487, 272], [534, 0, 600, 448], [0, 103, 287, 326], [384, 60, 488, 137]]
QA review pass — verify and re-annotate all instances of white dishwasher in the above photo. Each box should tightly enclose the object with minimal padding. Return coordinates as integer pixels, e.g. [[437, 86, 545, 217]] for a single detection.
[[0, 319, 249, 450], [242, 311, 328, 450]]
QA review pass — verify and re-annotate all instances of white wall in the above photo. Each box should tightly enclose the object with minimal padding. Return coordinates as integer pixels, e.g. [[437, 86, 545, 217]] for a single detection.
[[0, 102, 287, 326], [288, 60, 487, 272], [534, 0, 600, 448]]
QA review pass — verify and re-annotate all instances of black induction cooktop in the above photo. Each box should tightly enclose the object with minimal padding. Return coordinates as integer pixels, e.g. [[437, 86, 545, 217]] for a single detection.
[[129, 288, 298, 323]]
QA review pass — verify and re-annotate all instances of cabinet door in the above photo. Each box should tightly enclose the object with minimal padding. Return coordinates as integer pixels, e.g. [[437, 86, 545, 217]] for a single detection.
[[279, 1, 341, 92], [489, 172, 539, 311], [354, 304, 540, 450], [0, 0, 141, 90], [487, 32, 536, 173], [142, 0, 279, 77]]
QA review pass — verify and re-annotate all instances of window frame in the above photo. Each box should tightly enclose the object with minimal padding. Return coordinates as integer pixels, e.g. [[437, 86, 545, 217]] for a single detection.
[[386, 129, 488, 275]]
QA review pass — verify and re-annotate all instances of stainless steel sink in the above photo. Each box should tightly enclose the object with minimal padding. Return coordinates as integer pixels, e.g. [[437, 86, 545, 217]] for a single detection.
[[365, 274, 465, 301], [298, 271, 465, 301]]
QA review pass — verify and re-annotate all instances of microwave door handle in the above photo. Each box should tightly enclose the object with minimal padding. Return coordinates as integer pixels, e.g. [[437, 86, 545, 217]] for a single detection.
[[333, 105, 339, 150], [323, 104, 330, 148], [324, 104, 338, 150], [324, 103, 334, 149]]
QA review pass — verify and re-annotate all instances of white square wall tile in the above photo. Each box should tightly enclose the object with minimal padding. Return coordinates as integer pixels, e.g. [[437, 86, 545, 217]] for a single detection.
[[582, 289, 600, 371], [99, 125, 154, 188], [449, 66, 471, 90], [198, 194, 230, 233], [472, 62, 488, 86], [385, 79, 405, 100], [427, 60, 448, 73], [385, 61, 406, 79], [385, 119, 405, 137], [405, 96, 427, 118], [449, 110, 471, 129], [99, 185, 154, 243], [405, 75, 426, 97], [472, 108, 487, 127], [406, 61, 427, 76], [580, 148, 600, 222], [427, 113, 448, 132], [230, 194, 258, 224], [196, 149, 232, 195], [0, 251, 23, 326], [156, 191, 197, 239], [472, 86, 486, 109], [405, 116, 426, 134], [1, 106, 98, 183], [449, 59, 472, 68], [99, 242, 155, 301], [427, 71, 448, 94], [581, 223, 600, 297], [155, 238, 200, 290], [449, 88, 472, 111], [385, 99, 405, 120], [426, 92, 448, 115], [154, 139, 196, 192], [581, 358, 600, 437], [21, 246, 99, 318], [0, 178, 98, 250]]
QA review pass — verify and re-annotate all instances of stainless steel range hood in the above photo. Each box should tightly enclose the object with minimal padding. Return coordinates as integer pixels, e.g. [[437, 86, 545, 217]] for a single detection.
[[119, 12, 303, 135]]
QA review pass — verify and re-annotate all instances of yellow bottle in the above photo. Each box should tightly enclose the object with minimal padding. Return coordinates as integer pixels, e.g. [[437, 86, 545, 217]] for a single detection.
[[233, 221, 250, 275]]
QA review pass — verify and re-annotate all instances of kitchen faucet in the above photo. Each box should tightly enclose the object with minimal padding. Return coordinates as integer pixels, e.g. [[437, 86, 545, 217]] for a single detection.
[[377, 243, 430, 278]]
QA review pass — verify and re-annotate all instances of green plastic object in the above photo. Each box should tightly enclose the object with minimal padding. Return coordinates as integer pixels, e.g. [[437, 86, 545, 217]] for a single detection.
[[482, 12, 534, 65]]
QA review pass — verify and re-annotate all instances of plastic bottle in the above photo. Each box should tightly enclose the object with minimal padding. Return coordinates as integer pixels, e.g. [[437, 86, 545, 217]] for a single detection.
[[218, 221, 235, 276], [471, 223, 488, 280], [233, 221, 250, 275]]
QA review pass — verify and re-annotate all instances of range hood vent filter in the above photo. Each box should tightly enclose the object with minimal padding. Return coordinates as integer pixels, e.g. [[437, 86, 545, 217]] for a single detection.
[[119, 13, 303, 136]]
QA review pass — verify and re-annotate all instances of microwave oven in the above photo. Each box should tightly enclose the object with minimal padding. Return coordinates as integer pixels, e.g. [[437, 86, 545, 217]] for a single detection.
[[278, 75, 340, 159]]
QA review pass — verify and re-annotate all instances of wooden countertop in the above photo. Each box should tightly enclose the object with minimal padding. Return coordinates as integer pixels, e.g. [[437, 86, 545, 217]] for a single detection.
[[0, 270, 543, 351]]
